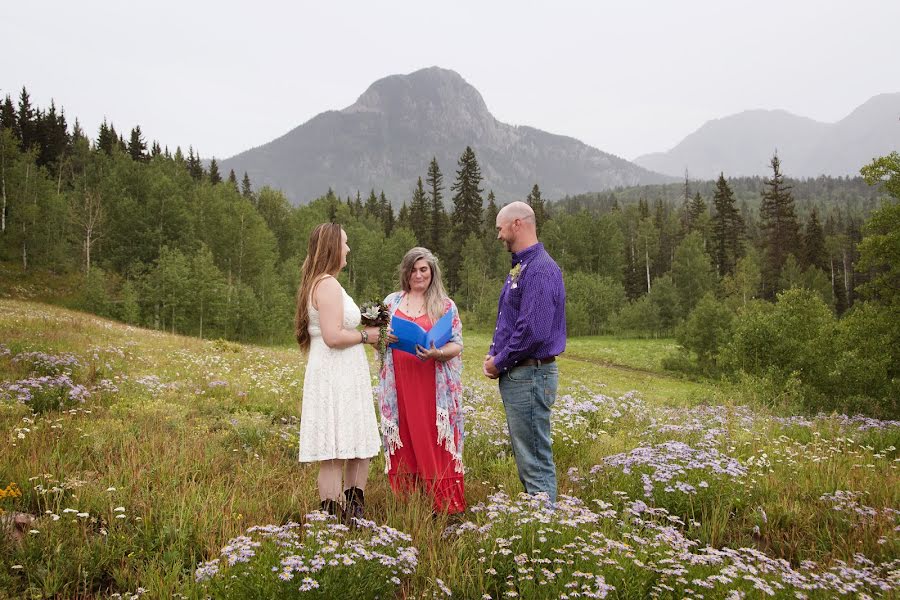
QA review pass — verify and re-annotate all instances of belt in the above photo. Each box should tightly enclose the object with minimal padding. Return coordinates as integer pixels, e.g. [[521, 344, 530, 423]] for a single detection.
[[516, 357, 556, 367]]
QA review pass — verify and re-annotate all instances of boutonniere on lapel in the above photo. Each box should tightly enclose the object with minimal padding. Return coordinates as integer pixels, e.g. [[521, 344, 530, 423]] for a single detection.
[[509, 262, 526, 289]]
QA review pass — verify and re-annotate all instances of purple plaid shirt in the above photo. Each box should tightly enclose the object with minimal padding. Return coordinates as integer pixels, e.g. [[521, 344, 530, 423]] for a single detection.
[[490, 242, 566, 372]]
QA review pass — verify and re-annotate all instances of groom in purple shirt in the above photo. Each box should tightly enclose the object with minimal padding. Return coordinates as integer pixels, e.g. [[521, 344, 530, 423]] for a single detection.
[[484, 201, 566, 502]]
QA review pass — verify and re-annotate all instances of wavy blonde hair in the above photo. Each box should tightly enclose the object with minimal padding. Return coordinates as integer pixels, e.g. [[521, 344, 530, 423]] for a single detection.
[[294, 223, 344, 351], [398, 247, 449, 323]]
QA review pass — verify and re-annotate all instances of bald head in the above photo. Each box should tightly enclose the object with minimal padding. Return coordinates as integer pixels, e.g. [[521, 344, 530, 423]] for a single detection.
[[497, 201, 535, 226], [496, 201, 539, 253]]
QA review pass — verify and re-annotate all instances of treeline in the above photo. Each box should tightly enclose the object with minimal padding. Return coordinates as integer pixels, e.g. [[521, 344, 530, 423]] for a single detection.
[[560, 174, 888, 216], [0, 88, 897, 413], [0, 88, 514, 343]]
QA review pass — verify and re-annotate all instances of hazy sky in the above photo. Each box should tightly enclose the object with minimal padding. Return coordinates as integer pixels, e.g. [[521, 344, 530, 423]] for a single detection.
[[3, 1, 897, 162]]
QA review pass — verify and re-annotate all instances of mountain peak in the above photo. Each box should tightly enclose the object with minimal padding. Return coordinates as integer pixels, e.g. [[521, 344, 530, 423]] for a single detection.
[[221, 67, 670, 204], [634, 94, 899, 178], [343, 67, 491, 122]]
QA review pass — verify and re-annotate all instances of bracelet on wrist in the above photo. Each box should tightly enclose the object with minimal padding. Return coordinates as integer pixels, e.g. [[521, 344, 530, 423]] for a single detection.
[[360, 330, 368, 344]]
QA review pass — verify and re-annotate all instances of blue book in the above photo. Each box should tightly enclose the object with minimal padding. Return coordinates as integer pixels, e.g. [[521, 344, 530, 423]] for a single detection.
[[388, 310, 454, 356]]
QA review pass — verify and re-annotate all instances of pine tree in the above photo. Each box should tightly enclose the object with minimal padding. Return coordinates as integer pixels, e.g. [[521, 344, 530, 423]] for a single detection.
[[711, 173, 744, 276], [352, 190, 363, 216], [16, 87, 35, 150], [187, 147, 204, 180], [33, 101, 67, 167], [450, 147, 483, 235], [759, 154, 801, 297], [208, 158, 222, 185], [397, 202, 410, 231], [484, 190, 499, 235], [0, 95, 15, 133], [379, 191, 394, 235], [97, 119, 115, 155], [409, 176, 430, 246], [802, 207, 827, 271], [687, 192, 707, 230], [450, 146, 484, 288], [364, 189, 379, 218], [227, 169, 238, 188], [426, 157, 446, 255], [127, 126, 147, 161], [680, 169, 692, 229], [526, 183, 546, 234], [241, 172, 253, 200], [151, 140, 162, 157]]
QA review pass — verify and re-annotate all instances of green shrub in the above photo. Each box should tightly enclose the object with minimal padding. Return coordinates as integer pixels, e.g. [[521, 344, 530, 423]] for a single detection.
[[564, 272, 626, 336], [675, 292, 735, 374]]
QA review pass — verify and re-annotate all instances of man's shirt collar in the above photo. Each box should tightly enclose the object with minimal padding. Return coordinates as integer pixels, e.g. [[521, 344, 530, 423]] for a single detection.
[[511, 242, 543, 266]]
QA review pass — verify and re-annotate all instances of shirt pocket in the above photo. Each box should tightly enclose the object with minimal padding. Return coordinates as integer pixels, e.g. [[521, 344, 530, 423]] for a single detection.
[[507, 285, 523, 311]]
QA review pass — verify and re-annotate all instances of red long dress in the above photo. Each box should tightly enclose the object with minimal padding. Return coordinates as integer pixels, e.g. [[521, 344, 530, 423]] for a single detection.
[[388, 309, 466, 514]]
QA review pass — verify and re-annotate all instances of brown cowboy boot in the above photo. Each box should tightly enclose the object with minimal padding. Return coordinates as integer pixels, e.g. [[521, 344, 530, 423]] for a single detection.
[[343, 487, 365, 526]]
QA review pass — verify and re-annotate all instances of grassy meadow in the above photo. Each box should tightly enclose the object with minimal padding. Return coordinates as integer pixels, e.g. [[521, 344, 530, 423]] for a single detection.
[[0, 298, 898, 599]]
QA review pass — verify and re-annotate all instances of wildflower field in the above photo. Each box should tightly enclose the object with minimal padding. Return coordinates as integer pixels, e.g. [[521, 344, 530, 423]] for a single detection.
[[0, 298, 897, 599]]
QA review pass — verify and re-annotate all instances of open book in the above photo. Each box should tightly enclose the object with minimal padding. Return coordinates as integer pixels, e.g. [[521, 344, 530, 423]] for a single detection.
[[388, 310, 453, 356]]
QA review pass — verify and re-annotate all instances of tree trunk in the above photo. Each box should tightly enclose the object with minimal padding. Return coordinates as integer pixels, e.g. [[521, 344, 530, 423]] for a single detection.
[[645, 244, 651, 293], [199, 296, 204, 340], [830, 256, 835, 298], [21, 222, 27, 271], [21, 163, 30, 270], [0, 144, 6, 233], [841, 249, 850, 305]]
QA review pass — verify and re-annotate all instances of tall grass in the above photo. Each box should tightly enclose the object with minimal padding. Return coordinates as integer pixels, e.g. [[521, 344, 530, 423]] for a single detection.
[[0, 299, 897, 599]]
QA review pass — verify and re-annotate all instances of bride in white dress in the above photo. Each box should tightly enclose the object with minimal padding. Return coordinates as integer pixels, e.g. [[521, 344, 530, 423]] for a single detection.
[[294, 223, 391, 522]]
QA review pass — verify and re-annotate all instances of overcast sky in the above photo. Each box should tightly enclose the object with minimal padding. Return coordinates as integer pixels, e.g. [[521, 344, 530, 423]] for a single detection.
[[3, 1, 897, 162]]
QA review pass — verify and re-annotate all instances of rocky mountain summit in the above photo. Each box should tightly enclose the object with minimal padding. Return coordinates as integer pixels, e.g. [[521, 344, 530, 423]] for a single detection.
[[220, 67, 671, 205]]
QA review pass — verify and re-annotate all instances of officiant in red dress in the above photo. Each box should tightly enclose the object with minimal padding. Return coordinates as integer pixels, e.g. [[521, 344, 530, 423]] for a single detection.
[[376, 247, 466, 515]]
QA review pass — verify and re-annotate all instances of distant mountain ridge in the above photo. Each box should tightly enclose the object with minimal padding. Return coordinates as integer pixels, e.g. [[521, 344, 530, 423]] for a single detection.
[[634, 93, 900, 179], [219, 67, 673, 205]]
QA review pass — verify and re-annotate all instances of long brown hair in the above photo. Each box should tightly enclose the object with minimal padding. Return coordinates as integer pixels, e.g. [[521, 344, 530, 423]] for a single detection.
[[398, 247, 448, 323], [295, 223, 344, 351]]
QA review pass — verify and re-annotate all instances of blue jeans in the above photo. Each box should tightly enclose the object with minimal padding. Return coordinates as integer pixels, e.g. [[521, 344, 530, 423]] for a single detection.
[[498, 362, 558, 502]]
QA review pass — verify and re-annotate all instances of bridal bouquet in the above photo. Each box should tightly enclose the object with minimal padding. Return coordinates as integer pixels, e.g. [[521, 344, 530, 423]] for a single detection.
[[359, 300, 390, 365]]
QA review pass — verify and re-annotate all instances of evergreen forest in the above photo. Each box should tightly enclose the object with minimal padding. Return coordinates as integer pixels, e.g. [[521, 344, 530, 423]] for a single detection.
[[1, 88, 897, 416]]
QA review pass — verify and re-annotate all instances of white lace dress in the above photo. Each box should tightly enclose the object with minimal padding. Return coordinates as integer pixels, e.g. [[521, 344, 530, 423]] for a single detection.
[[298, 279, 382, 462]]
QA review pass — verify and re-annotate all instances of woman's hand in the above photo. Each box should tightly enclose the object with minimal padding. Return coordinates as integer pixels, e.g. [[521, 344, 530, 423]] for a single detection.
[[364, 326, 398, 345], [415, 341, 443, 362]]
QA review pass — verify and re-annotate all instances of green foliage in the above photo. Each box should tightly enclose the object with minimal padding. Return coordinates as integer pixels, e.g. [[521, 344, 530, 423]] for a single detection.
[[563, 272, 626, 335], [710, 173, 744, 276], [855, 200, 900, 307], [449, 146, 484, 287], [610, 295, 660, 337], [721, 251, 762, 309], [119, 279, 140, 325], [78, 267, 112, 317], [759, 154, 802, 297], [675, 292, 735, 372], [722, 288, 833, 386], [671, 231, 716, 317], [829, 302, 899, 414], [646, 274, 679, 332], [860, 151, 900, 200]]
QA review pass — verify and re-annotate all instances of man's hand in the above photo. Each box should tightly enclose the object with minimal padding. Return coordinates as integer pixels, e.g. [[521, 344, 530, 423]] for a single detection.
[[483, 354, 500, 379]]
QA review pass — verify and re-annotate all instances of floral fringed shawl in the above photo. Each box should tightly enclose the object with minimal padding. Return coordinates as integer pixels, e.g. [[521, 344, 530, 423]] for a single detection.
[[377, 292, 465, 474]]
